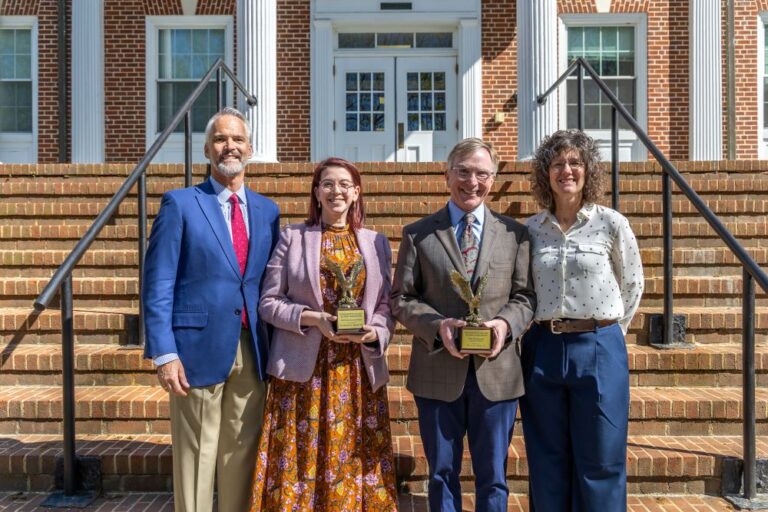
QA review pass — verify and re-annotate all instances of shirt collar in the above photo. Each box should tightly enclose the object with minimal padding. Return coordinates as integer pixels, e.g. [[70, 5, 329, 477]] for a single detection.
[[209, 177, 247, 206], [447, 200, 485, 227], [540, 202, 595, 225]]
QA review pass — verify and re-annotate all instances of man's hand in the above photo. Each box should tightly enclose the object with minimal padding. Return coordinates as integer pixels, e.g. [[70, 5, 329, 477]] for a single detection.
[[480, 318, 510, 359], [157, 359, 190, 397], [438, 318, 467, 359]]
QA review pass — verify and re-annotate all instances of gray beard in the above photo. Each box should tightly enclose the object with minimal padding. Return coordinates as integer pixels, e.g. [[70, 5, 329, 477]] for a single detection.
[[216, 160, 245, 177]]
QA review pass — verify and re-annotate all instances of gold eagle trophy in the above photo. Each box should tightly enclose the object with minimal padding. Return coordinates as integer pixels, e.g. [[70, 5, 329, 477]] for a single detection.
[[325, 257, 366, 334], [450, 269, 492, 354]]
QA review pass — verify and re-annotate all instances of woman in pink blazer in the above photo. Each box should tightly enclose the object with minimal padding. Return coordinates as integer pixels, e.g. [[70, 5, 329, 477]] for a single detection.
[[250, 158, 398, 511]]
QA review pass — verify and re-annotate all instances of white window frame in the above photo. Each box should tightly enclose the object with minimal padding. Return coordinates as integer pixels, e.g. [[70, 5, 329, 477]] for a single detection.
[[145, 15, 234, 164], [758, 13, 768, 159], [558, 13, 648, 161], [0, 16, 38, 164]]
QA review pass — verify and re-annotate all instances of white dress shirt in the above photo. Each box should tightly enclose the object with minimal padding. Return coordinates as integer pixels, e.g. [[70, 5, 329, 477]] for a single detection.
[[526, 203, 644, 334]]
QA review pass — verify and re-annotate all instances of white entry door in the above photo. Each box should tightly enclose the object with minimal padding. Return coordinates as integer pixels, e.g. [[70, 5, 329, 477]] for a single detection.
[[333, 56, 457, 162]]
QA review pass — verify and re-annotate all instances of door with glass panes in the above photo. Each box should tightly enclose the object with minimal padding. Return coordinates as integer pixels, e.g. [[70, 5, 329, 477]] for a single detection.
[[334, 56, 457, 162]]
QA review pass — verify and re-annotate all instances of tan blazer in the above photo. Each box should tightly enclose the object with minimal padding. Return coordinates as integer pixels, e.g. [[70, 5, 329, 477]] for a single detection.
[[391, 205, 536, 402]]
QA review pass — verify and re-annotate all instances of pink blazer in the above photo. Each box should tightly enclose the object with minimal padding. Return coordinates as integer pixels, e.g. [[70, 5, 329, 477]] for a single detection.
[[258, 223, 394, 391]]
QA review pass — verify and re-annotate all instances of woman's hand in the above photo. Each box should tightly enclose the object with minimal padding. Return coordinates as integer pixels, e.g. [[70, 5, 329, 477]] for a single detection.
[[300, 310, 338, 339], [336, 324, 378, 345]]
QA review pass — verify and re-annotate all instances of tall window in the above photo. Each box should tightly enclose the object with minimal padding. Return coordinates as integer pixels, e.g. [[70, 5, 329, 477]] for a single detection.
[[0, 28, 32, 133], [566, 26, 635, 130], [157, 28, 225, 133]]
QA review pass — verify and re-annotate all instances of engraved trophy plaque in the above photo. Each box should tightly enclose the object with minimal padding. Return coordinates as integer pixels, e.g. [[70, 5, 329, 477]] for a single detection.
[[450, 270, 492, 354], [325, 257, 366, 334]]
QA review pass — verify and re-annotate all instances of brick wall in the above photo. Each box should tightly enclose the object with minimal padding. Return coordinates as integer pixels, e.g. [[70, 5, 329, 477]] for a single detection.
[[729, 0, 762, 159], [481, 0, 518, 161], [275, 1, 310, 162]]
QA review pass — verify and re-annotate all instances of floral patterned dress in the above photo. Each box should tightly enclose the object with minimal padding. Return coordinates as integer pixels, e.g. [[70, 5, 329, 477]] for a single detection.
[[250, 225, 398, 512]]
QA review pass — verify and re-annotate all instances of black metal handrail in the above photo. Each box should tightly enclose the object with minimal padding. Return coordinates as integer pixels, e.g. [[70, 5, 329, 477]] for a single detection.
[[539, 57, 767, 503], [32, 59, 256, 501]]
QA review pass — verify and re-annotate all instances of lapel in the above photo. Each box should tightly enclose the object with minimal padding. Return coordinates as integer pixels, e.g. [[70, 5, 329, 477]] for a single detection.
[[356, 229, 378, 315], [243, 189, 261, 278], [194, 181, 241, 278], [304, 224, 324, 308], [472, 205, 499, 289], [433, 206, 465, 277]]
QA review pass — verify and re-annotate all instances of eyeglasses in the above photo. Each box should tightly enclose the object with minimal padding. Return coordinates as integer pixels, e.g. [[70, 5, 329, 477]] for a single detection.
[[549, 159, 585, 172], [450, 167, 495, 183], [319, 180, 356, 192]]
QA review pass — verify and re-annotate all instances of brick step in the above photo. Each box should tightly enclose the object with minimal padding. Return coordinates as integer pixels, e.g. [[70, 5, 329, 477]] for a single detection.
[[3, 198, 768, 219], [1, 434, 764, 494], [3, 341, 767, 387], [5, 176, 768, 197], [2, 220, 768, 247], [3, 306, 768, 346], [0, 385, 765, 436], [0, 492, 740, 511]]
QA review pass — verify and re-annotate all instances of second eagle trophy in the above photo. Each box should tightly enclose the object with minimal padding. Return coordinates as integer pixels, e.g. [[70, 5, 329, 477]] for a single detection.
[[450, 269, 492, 354]]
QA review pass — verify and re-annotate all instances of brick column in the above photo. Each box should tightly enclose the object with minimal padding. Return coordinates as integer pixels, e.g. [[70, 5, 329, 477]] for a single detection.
[[689, 0, 722, 160], [516, 0, 557, 160], [237, 0, 277, 162], [71, 0, 104, 163]]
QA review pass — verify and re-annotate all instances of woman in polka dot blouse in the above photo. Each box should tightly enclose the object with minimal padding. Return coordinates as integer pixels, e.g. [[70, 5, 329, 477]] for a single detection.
[[519, 129, 644, 512]]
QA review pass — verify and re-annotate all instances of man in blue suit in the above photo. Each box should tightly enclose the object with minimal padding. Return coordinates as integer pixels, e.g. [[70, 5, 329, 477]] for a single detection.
[[143, 107, 280, 512]]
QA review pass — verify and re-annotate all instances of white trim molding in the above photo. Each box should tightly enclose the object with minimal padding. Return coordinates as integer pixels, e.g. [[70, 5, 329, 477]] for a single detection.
[[0, 16, 38, 164], [558, 13, 648, 162], [237, 0, 277, 162], [689, 0, 723, 160], [517, 0, 557, 159], [760, 17, 765, 159], [145, 15, 234, 164], [458, 18, 482, 140], [310, 20, 334, 161], [72, 0, 104, 163]]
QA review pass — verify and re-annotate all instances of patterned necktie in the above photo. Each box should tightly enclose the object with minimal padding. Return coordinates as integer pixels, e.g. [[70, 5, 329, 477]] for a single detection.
[[460, 212, 479, 278], [229, 194, 249, 326]]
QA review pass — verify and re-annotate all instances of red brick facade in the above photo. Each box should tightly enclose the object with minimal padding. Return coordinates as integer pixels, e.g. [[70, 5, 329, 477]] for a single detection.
[[0, 0, 763, 162]]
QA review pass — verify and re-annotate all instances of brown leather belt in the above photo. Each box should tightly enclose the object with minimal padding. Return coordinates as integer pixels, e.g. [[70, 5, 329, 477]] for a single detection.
[[538, 318, 617, 334]]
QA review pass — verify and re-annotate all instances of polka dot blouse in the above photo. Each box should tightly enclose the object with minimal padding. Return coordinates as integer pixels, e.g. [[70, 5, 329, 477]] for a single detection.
[[525, 203, 644, 334]]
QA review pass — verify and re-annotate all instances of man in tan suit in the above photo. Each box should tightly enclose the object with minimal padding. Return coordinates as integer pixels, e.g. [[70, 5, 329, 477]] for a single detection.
[[391, 138, 535, 512]]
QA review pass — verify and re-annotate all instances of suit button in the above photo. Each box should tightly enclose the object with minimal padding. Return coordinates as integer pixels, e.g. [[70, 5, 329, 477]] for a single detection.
[[235, 309, 242, 316]]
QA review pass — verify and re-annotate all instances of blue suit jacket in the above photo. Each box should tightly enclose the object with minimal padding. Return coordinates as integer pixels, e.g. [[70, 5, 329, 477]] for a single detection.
[[142, 179, 280, 387]]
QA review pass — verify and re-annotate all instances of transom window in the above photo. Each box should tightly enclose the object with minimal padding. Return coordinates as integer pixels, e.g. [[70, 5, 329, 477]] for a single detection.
[[346, 72, 385, 132], [407, 72, 446, 131], [0, 28, 32, 133], [566, 26, 635, 130], [339, 32, 452, 49], [157, 28, 225, 133]]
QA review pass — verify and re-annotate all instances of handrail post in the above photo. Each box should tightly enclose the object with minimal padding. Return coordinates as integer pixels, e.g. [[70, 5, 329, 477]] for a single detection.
[[137, 173, 147, 346], [577, 64, 584, 130], [662, 173, 673, 344], [61, 273, 76, 495], [184, 112, 192, 187], [742, 268, 756, 500], [611, 106, 619, 211]]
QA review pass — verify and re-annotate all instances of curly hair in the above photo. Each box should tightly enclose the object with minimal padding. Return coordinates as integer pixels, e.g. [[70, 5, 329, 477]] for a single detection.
[[530, 129, 606, 211]]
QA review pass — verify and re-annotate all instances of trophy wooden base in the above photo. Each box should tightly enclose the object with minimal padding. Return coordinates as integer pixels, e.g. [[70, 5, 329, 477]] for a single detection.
[[458, 326, 493, 354], [335, 307, 366, 334]]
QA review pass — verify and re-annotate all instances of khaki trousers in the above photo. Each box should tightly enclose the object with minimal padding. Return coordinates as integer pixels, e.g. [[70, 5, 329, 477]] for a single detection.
[[170, 331, 266, 512]]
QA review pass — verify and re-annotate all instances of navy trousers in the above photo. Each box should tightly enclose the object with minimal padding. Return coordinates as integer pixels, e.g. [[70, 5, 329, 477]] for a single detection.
[[520, 322, 629, 512], [414, 364, 518, 512]]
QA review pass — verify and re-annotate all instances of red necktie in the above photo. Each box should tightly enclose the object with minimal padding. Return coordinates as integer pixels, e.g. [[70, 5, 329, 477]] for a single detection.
[[229, 194, 249, 326]]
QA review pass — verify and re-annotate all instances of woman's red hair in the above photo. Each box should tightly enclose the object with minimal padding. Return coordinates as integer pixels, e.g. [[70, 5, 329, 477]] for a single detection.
[[306, 157, 366, 231]]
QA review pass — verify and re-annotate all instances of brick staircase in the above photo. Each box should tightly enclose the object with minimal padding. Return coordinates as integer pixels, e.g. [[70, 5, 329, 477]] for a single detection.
[[1, 161, 766, 511]]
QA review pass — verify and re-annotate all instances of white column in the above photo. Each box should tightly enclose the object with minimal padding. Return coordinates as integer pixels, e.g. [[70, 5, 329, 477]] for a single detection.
[[237, 0, 277, 162], [516, 0, 557, 159], [689, 0, 723, 160], [71, 0, 104, 163], [311, 20, 333, 161], [458, 19, 482, 140]]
